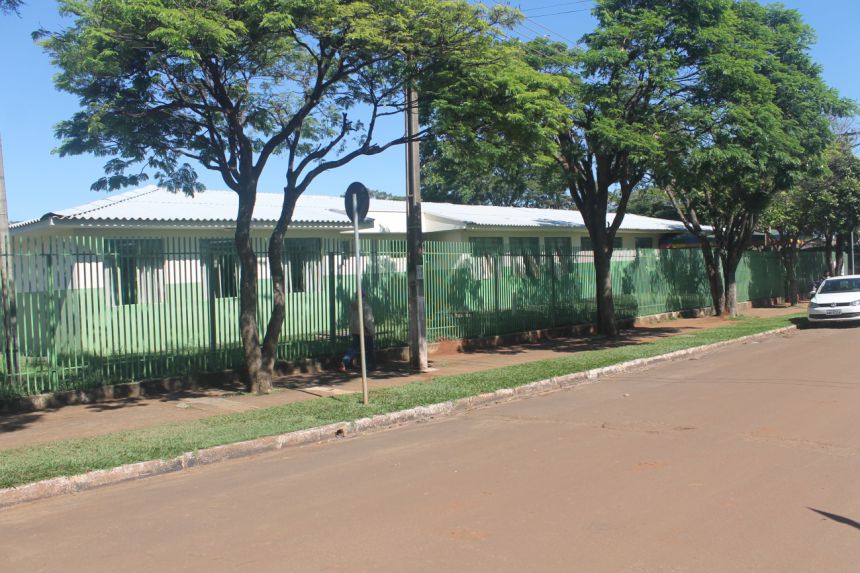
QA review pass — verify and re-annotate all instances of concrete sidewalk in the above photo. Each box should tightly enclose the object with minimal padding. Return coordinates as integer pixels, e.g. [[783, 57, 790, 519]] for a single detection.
[[0, 306, 803, 451]]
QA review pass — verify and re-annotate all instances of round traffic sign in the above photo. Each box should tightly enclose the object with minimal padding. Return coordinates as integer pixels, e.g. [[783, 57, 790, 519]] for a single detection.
[[345, 182, 370, 224]]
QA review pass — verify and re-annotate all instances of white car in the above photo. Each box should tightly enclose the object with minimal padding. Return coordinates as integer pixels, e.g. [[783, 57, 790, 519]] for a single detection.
[[808, 275, 860, 324]]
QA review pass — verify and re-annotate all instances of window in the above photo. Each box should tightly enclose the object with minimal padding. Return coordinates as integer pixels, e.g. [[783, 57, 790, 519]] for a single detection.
[[204, 240, 239, 299], [635, 237, 654, 249], [580, 236, 622, 251], [820, 278, 860, 294], [469, 237, 503, 279], [106, 239, 164, 305], [285, 238, 322, 293], [509, 237, 540, 278]]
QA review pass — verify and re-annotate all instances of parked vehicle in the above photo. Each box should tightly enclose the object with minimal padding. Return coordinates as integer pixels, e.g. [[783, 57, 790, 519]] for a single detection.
[[808, 275, 860, 324]]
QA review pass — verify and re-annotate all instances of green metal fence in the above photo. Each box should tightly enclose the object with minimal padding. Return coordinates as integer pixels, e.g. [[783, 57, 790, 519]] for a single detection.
[[0, 235, 825, 399]]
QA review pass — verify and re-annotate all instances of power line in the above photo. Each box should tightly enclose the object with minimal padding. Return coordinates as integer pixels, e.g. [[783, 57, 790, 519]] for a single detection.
[[521, 0, 592, 13], [490, 25, 573, 69], [528, 8, 592, 18], [521, 14, 578, 44], [487, 1, 580, 45], [476, 1, 577, 66]]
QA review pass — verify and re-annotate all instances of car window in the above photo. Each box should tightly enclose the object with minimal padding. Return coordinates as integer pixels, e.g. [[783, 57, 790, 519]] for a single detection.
[[819, 278, 860, 293]]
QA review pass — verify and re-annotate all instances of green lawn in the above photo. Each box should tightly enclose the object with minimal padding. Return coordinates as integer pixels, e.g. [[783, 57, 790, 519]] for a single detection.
[[0, 313, 804, 489]]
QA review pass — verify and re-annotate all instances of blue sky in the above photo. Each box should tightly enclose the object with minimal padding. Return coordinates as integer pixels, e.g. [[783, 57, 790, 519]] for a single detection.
[[0, 0, 857, 221]]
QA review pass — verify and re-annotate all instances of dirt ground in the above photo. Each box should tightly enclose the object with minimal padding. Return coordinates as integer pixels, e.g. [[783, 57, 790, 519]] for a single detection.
[[2, 306, 857, 572], [0, 305, 802, 451]]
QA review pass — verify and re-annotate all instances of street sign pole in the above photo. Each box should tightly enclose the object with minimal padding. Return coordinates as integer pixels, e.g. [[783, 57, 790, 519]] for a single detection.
[[345, 182, 370, 405], [352, 193, 369, 405]]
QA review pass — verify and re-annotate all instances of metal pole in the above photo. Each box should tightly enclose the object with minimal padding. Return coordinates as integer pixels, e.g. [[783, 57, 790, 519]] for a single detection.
[[852, 230, 856, 275], [0, 134, 18, 380], [405, 82, 428, 371], [353, 193, 369, 405]]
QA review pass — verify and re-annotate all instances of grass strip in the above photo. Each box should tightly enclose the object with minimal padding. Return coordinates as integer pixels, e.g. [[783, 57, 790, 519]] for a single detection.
[[0, 313, 804, 489]]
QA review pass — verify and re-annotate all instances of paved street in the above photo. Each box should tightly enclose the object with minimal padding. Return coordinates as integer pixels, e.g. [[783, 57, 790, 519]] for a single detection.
[[2, 323, 860, 572]]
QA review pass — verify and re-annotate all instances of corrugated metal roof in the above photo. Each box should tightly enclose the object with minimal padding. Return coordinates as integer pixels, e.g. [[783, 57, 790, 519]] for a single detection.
[[428, 203, 691, 231], [12, 186, 354, 229], [362, 200, 690, 233], [12, 186, 693, 233]]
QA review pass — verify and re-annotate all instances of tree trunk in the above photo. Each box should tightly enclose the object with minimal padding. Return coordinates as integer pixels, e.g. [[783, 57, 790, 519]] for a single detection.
[[700, 242, 723, 316], [824, 232, 834, 275], [260, 194, 299, 379], [835, 234, 845, 276], [234, 189, 266, 394], [782, 244, 799, 305], [721, 253, 740, 317], [593, 239, 618, 337]]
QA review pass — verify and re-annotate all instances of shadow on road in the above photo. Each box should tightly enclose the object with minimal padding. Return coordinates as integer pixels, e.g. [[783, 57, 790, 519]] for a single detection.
[[809, 507, 860, 531], [0, 412, 44, 434], [793, 316, 860, 330]]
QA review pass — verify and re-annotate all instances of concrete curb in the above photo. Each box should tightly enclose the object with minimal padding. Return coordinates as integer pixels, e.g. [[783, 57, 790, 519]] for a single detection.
[[0, 323, 798, 509]]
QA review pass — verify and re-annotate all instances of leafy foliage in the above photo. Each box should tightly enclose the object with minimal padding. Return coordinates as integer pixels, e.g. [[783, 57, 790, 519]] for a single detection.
[[0, 0, 23, 15], [625, 187, 680, 220], [803, 139, 860, 241], [419, 38, 570, 208], [41, 0, 521, 196]]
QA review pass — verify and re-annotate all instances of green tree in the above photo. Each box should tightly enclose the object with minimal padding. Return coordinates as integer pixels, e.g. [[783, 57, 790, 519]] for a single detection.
[[366, 189, 405, 202], [660, 0, 847, 315], [761, 184, 811, 304], [804, 138, 860, 274], [421, 140, 571, 208], [530, 0, 733, 336], [625, 187, 679, 220], [764, 136, 860, 303], [42, 0, 526, 393], [419, 37, 570, 209]]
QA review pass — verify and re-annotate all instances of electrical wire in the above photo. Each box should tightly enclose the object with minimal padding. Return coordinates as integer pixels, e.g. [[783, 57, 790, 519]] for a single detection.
[[485, 0, 584, 45], [528, 8, 592, 18], [521, 13, 579, 44], [522, 0, 592, 14]]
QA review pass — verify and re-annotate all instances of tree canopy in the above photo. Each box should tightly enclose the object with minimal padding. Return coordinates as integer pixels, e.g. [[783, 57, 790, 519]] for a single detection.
[[657, 0, 849, 314]]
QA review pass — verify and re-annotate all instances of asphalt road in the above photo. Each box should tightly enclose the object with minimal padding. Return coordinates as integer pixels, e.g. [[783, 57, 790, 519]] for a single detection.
[[2, 324, 860, 572]]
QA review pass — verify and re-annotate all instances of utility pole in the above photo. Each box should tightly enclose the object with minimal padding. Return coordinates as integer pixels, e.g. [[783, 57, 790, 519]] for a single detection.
[[0, 134, 19, 380], [405, 83, 428, 371]]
